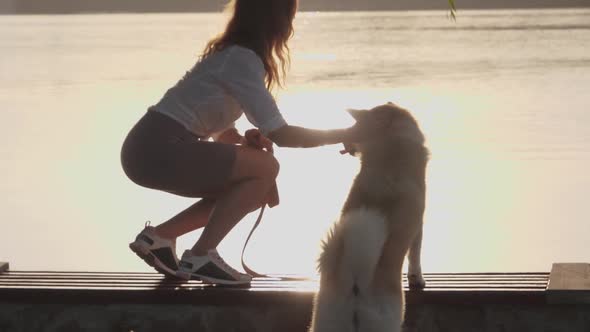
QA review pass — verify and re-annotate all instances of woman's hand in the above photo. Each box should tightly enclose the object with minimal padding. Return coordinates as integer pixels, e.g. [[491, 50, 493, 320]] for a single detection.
[[339, 142, 357, 156], [245, 129, 274, 153], [216, 127, 243, 145]]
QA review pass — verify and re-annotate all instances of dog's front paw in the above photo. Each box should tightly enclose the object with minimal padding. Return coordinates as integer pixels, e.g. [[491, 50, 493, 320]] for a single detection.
[[408, 273, 426, 290]]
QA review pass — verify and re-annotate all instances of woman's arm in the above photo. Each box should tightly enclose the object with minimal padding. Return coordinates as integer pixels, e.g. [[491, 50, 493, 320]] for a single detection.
[[267, 124, 359, 148]]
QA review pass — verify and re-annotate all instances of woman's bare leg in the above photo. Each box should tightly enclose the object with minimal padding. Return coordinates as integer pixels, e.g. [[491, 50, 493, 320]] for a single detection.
[[191, 147, 279, 255], [153, 197, 216, 241]]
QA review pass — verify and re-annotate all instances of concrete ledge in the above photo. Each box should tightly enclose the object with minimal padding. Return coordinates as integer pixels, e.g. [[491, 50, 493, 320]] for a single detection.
[[1, 269, 590, 332], [548, 263, 590, 304], [1, 302, 589, 332]]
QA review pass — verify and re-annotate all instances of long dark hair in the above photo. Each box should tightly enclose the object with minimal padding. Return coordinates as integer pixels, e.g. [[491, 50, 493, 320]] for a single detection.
[[202, 0, 297, 90]]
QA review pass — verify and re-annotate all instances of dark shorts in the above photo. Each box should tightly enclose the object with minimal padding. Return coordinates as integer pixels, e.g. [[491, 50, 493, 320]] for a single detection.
[[120, 110, 237, 197]]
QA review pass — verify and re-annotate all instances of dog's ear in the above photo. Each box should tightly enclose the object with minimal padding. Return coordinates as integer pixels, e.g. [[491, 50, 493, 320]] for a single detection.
[[346, 109, 365, 121]]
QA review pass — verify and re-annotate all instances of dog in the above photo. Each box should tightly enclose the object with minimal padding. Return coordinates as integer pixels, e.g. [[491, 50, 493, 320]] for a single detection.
[[309, 102, 429, 332]]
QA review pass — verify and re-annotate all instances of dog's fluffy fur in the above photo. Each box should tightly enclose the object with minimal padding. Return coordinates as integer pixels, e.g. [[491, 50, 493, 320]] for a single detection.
[[309, 103, 429, 332]]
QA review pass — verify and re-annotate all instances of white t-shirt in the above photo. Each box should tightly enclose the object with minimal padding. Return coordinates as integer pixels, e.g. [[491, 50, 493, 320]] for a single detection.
[[150, 45, 287, 138]]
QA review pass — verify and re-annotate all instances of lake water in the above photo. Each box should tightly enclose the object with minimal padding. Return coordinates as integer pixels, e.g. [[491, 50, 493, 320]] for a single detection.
[[1, 9, 589, 276]]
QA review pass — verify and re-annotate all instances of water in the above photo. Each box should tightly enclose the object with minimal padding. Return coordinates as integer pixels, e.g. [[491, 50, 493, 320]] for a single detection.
[[1, 9, 589, 276]]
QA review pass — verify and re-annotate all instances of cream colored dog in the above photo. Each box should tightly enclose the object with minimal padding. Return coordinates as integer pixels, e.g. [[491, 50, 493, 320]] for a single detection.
[[309, 102, 429, 332]]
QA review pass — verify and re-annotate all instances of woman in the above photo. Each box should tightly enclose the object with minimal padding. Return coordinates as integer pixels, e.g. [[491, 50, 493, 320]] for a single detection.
[[121, 0, 381, 285]]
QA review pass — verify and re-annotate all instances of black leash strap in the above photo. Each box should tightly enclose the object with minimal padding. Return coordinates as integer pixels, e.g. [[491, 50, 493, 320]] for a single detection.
[[240, 205, 268, 278], [240, 205, 308, 281]]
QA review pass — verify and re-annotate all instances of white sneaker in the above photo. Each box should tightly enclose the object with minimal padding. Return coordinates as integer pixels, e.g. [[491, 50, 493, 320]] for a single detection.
[[176, 249, 252, 285], [129, 222, 179, 277]]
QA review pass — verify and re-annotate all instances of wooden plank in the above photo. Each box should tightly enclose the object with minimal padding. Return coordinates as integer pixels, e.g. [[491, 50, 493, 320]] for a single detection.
[[0, 283, 547, 290], [0, 271, 548, 282], [0, 273, 549, 284], [0, 262, 8, 273], [0, 272, 548, 291], [547, 262, 590, 304], [1, 271, 549, 278], [2, 270, 550, 276], [0, 280, 548, 290], [0, 270, 549, 305]]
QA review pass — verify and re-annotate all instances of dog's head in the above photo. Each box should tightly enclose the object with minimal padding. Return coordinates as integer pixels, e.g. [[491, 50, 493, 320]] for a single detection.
[[345, 102, 425, 157]]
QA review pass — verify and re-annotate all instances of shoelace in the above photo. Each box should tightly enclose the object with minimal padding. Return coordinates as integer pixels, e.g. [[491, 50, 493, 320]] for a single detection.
[[210, 251, 243, 277]]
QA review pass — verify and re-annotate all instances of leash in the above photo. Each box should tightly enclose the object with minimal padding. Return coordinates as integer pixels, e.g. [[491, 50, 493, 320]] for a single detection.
[[239, 205, 309, 281], [238, 129, 308, 281], [240, 204, 267, 278]]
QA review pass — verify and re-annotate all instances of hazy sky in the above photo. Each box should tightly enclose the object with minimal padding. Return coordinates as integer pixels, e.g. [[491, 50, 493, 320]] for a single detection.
[[3, 0, 590, 14]]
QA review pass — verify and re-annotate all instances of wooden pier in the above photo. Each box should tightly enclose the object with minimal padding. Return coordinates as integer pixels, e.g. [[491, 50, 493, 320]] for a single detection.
[[1, 262, 589, 332]]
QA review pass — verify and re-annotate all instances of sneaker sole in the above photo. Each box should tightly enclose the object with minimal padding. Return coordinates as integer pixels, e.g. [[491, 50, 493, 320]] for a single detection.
[[175, 270, 250, 286], [129, 241, 179, 278]]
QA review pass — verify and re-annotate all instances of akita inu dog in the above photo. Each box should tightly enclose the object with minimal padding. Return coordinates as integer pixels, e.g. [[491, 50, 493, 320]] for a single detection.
[[310, 102, 429, 332]]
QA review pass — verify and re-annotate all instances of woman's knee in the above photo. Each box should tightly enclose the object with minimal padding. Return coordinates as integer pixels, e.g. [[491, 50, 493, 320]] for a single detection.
[[232, 148, 280, 181], [255, 152, 280, 181], [265, 153, 280, 179]]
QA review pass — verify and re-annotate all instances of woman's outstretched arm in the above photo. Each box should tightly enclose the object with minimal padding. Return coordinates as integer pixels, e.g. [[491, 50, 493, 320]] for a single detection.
[[267, 124, 365, 148]]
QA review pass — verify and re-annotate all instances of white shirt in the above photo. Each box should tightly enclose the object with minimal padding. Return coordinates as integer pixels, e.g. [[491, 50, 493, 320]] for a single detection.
[[150, 45, 287, 137]]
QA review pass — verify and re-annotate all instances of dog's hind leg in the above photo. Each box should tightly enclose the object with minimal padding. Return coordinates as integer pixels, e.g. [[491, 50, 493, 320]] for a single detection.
[[407, 227, 425, 290]]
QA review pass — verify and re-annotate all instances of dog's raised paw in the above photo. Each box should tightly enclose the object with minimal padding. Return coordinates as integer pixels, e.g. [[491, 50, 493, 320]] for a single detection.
[[408, 274, 426, 290]]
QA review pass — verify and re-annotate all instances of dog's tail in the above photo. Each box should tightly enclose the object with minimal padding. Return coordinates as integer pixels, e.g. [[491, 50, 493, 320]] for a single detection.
[[339, 208, 388, 290], [312, 208, 401, 332]]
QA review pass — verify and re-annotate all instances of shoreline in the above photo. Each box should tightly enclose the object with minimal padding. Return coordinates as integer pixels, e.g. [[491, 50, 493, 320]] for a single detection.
[[1, 6, 589, 16]]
